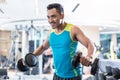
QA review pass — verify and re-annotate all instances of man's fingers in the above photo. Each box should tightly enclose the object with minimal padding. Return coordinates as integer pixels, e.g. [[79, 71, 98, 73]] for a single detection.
[[80, 57, 91, 66]]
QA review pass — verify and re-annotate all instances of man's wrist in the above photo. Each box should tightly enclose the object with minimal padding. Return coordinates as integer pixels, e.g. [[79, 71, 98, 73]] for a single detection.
[[86, 55, 93, 59], [86, 56, 93, 62]]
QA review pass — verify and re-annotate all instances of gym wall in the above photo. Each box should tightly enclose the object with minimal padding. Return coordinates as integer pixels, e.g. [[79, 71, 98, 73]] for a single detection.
[[0, 30, 22, 59], [0, 30, 11, 58], [80, 25, 100, 46]]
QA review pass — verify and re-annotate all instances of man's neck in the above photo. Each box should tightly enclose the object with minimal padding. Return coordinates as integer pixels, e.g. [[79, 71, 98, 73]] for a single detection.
[[55, 22, 67, 33]]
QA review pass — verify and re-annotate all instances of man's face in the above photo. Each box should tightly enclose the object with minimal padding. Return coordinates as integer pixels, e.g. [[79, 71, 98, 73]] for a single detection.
[[47, 8, 63, 29]]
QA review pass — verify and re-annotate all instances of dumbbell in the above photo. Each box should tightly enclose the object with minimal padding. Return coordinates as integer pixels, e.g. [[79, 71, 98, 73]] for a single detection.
[[17, 53, 38, 72], [72, 51, 99, 75]]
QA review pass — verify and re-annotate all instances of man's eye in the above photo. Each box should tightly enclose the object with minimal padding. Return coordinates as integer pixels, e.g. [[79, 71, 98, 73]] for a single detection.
[[52, 15, 56, 18], [47, 16, 49, 19]]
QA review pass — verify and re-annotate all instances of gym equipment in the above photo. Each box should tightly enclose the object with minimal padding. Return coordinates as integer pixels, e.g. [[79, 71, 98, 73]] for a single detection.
[[72, 51, 82, 68], [17, 58, 29, 72], [106, 66, 112, 76], [17, 53, 38, 72], [72, 51, 99, 75], [104, 66, 120, 80], [111, 67, 120, 79], [29, 40, 35, 53], [8, 31, 20, 69], [0, 69, 9, 79], [25, 53, 38, 67]]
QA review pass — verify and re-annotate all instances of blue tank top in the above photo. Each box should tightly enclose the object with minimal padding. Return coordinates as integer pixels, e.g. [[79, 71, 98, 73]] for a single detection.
[[49, 23, 82, 78]]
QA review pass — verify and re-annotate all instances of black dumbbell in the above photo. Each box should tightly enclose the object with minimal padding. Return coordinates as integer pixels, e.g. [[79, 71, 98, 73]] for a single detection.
[[17, 53, 38, 72], [72, 51, 99, 75], [72, 51, 82, 68]]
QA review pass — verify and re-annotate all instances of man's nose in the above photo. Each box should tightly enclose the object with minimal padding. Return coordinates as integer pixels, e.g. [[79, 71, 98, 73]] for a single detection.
[[48, 17, 53, 23]]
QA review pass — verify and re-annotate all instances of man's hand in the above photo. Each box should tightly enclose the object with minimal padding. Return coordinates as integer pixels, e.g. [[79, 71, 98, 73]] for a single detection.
[[80, 56, 91, 66]]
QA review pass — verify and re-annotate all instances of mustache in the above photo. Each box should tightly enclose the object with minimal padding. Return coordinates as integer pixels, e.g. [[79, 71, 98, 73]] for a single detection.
[[49, 22, 55, 24]]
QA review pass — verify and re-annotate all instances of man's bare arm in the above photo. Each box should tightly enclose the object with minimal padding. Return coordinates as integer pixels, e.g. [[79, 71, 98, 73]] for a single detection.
[[33, 33, 50, 56]]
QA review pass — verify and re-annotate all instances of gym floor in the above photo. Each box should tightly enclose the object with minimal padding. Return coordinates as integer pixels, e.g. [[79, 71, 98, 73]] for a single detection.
[[7, 70, 53, 80], [5, 70, 93, 80], [0, 64, 94, 80]]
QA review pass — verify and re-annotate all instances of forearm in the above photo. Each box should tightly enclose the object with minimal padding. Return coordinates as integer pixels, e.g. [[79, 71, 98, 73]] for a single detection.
[[33, 44, 47, 56], [80, 42, 94, 66], [86, 41, 94, 59]]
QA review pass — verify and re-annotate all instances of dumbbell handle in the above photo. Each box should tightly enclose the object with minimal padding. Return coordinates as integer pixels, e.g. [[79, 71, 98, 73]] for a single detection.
[[72, 51, 99, 75], [72, 51, 98, 67], [79, 57, 99, 75]]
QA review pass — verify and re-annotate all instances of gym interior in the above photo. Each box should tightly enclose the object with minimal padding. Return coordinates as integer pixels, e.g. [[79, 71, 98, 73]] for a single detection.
[[0, 0, 120, 80]]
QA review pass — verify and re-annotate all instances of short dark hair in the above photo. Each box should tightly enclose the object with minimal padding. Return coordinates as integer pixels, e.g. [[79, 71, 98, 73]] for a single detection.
[[47, 3, 64, 14]]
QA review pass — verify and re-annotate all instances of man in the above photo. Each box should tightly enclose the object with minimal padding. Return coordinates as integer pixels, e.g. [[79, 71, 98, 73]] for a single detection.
[[34, 3, 94, 80]]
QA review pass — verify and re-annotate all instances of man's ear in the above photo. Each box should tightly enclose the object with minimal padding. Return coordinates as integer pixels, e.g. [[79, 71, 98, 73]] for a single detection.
[[61, 13, 64, 19], [60, 14, 64, 24]]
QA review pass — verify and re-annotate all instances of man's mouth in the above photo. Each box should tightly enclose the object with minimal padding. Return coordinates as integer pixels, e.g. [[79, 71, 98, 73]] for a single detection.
[[50, 22, 55, 27]]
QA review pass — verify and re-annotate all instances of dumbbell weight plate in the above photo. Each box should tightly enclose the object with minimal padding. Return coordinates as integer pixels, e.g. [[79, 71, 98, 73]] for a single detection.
[[25, 53, 38, 67], [17, 58, 29, 72], [91, 58, 99, 75]]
